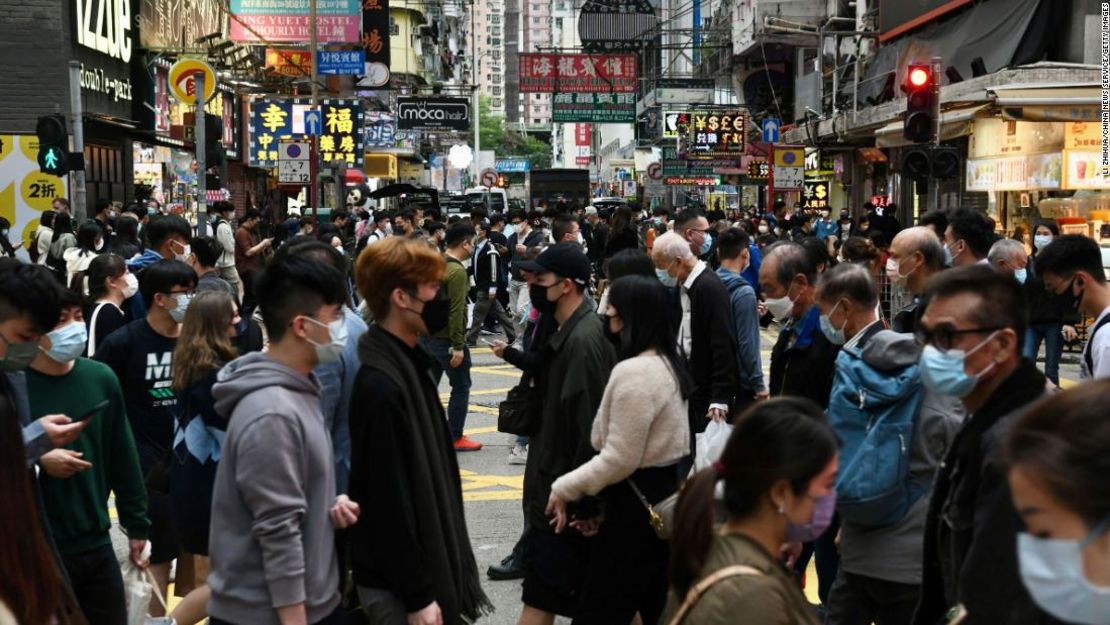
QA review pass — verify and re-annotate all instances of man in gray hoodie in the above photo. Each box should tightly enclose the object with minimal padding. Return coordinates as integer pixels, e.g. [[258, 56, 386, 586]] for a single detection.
[[208, 255, 361, 625]]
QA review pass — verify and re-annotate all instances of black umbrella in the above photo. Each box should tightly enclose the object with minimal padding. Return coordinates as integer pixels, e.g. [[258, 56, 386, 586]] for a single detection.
[[370, 183, 421, 199]]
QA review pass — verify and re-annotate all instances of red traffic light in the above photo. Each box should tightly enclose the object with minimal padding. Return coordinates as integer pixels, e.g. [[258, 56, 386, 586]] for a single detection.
[[908, 67, 930, 88]]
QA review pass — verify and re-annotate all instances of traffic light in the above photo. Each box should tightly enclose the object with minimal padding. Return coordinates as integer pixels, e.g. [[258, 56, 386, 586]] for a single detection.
[[902, 146, 931, 181], [902, 63, 936, 144], [36, 115, 68, 177], [204, 113, 225, 167], [931, 145, 960, 179], [497, 175, 508, 188]]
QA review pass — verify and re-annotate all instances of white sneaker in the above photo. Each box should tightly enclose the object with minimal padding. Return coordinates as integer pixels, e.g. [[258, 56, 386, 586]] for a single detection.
[[509, 444, 528, 465]]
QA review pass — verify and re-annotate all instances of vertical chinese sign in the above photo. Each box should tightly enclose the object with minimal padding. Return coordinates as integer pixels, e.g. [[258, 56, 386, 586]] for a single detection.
[[319, 100, 364, 165], [519, 53, 637, 93], [250, 99, 293, 166], [575, 123, 592, 166], [362, 0, 390, 67]]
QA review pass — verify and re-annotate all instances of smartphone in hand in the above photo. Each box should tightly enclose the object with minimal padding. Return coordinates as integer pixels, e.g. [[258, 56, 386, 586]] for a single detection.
[[75, 399, 111, 422]]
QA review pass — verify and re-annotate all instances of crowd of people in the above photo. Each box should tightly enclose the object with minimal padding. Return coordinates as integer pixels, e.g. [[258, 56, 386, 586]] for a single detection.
[[2, 193, 1109, 625]]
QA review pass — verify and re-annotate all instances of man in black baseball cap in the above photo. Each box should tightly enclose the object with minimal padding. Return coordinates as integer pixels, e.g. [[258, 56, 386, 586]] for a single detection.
[[510, 242, 617, 620]]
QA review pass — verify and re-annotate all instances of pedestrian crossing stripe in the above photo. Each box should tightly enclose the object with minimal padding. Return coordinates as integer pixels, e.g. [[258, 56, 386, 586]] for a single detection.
[[459, 469, 523, 501]]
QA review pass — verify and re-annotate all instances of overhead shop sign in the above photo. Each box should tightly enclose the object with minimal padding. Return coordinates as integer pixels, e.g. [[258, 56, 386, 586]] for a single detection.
[[578, 0, 657, 52], [396, 97, 470, 131], [318, 50, 365, 74], [551, 92, 636, 123], [519, 53, 637, 93], [229, 0, 361, 43], [265, 49, 312, 77], [803, 181, 830, 209], [682, 111, 747, 159], [361, 0, 390, 86], [364, 111, 397, 148], [249, 98, 364, 166], [139, 0, 225, 50], [663, 175, 721, 186], [662, 111, 688, 138], [73, 0, 134, 117], [496, 159, 530, 173]]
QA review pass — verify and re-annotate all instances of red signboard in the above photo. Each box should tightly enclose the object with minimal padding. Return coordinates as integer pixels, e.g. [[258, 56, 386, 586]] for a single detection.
[[265, 49, 313, 78], [575, 123, 592, 146], [520, 54, 637, 93]]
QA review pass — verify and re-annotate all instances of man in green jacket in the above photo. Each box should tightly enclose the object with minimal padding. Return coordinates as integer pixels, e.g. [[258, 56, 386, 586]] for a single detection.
[[422, 221, 481, 451], [30, 289, 149, 625]]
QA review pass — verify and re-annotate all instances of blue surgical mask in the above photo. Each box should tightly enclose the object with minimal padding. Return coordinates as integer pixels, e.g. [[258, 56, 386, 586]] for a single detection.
[[699, 233, 713, 256], [168, 292, 193, 323], [1014, 268, 1028, 284], [943, 245, 955, 267], [44, 321, 88, 363], [504, 223, 516, 239], [918, 332, 998, 397], [1018, 515, 1110, 625], [818, 300, 847, 346], [656, 268, 677, 287], [0, 331, 40, 372], [1034, 234, 1052, 250]]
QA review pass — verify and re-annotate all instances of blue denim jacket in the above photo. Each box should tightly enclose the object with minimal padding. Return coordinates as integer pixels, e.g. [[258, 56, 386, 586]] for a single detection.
[[313, 306, 368, 494]]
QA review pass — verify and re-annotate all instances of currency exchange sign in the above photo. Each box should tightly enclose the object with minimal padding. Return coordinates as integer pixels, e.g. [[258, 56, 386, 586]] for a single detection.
[[684, 111, 747, 160]]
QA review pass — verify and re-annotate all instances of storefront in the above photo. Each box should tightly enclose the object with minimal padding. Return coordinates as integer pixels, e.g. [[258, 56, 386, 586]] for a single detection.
[[964, 118, 1110, 239]]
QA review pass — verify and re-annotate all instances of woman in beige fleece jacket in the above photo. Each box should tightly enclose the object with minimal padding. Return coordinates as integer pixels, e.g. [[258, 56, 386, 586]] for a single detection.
[[546, 274, 692, 625]]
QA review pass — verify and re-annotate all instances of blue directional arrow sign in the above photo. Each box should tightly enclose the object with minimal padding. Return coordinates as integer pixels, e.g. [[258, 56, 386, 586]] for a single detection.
[[762, 118, 781, 144], [303, 110, 322, 136]]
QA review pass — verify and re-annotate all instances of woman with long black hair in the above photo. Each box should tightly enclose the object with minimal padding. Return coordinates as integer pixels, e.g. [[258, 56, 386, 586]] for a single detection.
[[546, 274, 692, 624]]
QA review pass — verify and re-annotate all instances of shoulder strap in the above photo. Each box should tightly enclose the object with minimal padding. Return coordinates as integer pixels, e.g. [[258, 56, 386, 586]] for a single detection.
[[1085, 313, 1110, 374], [667, 564, 764, 625]]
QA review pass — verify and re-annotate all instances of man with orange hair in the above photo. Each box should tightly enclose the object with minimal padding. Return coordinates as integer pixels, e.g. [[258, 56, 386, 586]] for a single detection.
[[347, 237, 492, 625]]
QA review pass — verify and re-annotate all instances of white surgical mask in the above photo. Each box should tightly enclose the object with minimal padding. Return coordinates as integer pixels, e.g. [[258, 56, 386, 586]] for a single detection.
[[764, 285, 798, 321], [1034, 234, 1052, 250], [168, 292, 193, 323], [120, 273, 139, 300], [1018, 516, 1110, 625], [303, 316, 348, 364]]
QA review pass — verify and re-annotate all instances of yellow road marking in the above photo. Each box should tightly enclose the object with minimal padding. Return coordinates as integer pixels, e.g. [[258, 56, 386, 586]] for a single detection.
[[459, 468, 524, 502], [1060, 378, 1078, 389], [470, 367, 523, 378], [463, 425, 499, 435], [441, 387, 512, 399]]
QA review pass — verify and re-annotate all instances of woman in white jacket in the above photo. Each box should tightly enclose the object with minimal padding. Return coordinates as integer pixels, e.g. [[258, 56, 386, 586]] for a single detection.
[[546, 274, 692, 625], [63, 221, 103, 292]]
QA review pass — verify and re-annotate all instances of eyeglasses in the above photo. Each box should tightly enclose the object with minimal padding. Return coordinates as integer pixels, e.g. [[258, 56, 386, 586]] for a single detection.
[[914, 325, 1004, 351]]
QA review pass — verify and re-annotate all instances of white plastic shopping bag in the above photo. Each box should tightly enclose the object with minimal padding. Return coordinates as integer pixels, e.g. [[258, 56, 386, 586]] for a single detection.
[[117, 539, 175, 625], [694, 419, 733, 474]]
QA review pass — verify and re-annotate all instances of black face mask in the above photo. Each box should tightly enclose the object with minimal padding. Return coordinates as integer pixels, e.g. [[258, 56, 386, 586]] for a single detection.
[[413, 293, 450, 335], [1070, 277, 1086, 312], [529, 283, 558, 315]]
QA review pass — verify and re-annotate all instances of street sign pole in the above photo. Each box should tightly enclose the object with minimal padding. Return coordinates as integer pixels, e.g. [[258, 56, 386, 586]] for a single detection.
[[310, 134, 318, 229], [195, 71, 208, 236], [927, 55, 942, 213], [67, 61, 87, 225], [768, 144, 775, 212]]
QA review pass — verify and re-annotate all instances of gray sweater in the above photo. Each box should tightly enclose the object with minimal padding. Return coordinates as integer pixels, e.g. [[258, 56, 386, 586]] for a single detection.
[[207, 352, 340, 625]]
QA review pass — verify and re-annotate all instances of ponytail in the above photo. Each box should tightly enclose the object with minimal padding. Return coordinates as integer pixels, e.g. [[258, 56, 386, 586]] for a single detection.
[[669, 467, 722, 596]]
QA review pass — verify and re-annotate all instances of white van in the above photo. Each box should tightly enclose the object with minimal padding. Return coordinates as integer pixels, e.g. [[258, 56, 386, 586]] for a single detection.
[[465, 186, 508, 214]]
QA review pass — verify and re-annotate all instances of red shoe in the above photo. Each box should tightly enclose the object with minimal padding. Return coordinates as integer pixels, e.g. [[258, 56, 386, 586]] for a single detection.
[[454, 436, 483, 452]]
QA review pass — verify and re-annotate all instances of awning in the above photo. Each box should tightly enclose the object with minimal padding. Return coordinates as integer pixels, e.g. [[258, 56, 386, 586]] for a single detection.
[[875, 104, 989, 148], [992, 85, 1101, 121]]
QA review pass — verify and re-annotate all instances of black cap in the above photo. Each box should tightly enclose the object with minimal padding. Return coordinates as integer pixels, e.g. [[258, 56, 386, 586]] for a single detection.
[[516, 242, 591, 285]]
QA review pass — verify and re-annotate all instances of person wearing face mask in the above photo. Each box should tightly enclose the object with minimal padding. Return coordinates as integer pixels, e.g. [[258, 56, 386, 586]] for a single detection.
[[652, 233, 738, 471], [887, 227, 946, 334], [1005, 381, 1110, 625], [93, 198, 115, 240], [815, 263, 961, 625], [467, 224, 516, 348], [716, 228, 767, 409], [510, 242, 616, 624], [126, 215, 193, 319], [93, 259, 197, 612], [83, 254, 135, 357], [758, 241, 842, 606], [546, 275, 691, 625], [1016, 221, 1080, 386], [1033, 233, 1110, 382], [347, 237, 491, 625], [278, 240, 369, 498], [208, 255, 360, 625], [675, 209, 715, 260], [187, 236, 237, 299], [942, 207, 996, 268], [664, 397, 838, 625], [814, 208, 837, 241], [164, 290, 241, 625], [423, 222, 482, 451], [28, 289, 150, 625], [63, 222, 103, 292], [912, 265, 1051, 625]]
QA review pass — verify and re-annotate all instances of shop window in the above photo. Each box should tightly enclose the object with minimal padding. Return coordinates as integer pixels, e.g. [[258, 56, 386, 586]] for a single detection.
[[390, 17, 399, 36]]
